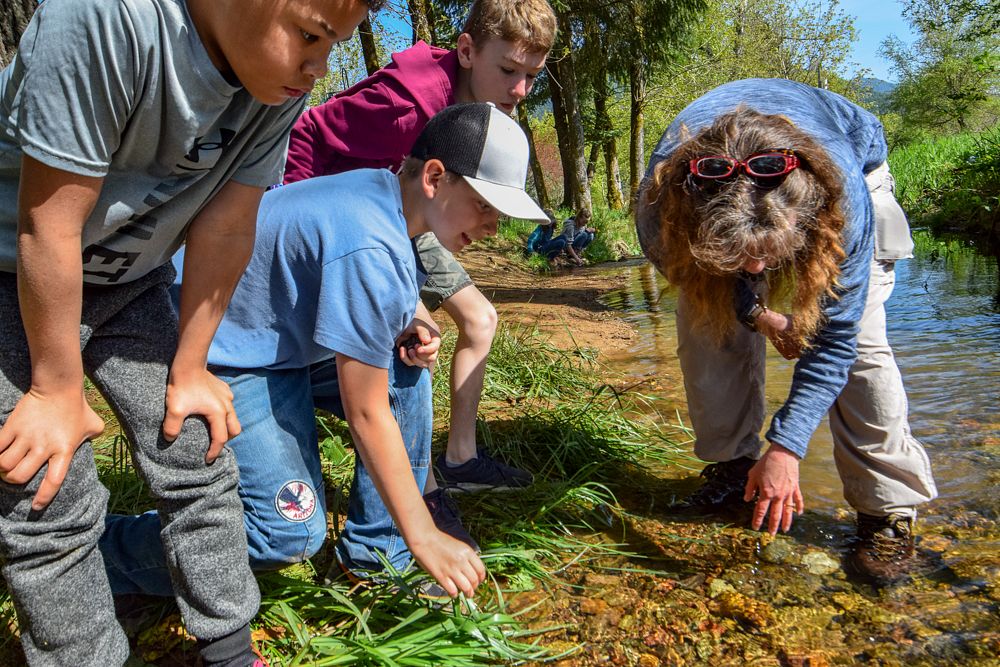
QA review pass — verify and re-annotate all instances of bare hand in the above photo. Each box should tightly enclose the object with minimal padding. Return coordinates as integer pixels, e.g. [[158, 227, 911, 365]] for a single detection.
[[744, 443, 804, 535], [0, 389, 105, 510], [397, 317, 441, 369], [409, 530, 486, 598], [163, 367, 240, 463], [759, 311, 801, 360]]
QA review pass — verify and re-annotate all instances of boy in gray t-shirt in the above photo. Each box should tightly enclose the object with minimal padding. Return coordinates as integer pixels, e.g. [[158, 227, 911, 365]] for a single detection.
[[0, 0, 376, 664]]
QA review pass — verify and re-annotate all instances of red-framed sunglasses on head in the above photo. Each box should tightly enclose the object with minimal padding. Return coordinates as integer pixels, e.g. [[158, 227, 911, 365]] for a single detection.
[[689, 149, 799, 181]]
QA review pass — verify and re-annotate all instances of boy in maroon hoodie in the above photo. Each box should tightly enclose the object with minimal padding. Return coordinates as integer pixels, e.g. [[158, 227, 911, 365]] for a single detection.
[[284, 0, 557, 505]]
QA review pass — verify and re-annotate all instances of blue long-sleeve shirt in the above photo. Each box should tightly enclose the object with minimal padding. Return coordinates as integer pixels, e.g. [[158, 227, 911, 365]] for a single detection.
[[636, 79, 887, 458]]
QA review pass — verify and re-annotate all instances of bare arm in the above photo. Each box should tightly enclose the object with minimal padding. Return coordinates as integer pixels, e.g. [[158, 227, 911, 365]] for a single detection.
[[165, 180, 263, 461], [565, 243, 584, 265], [0, 156, 106, 509], [336, 353, 485, 597]]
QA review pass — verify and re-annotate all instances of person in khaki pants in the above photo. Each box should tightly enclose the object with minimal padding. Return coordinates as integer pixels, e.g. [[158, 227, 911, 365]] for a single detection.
[[636, 79, 937, 586]]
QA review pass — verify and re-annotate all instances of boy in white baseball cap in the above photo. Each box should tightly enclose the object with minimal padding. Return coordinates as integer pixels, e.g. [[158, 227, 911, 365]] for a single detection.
[[102, 103, 547, 599]]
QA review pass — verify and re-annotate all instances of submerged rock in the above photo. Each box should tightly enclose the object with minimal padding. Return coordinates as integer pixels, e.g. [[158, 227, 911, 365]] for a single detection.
[[707, 577, 736, 599], [759, 535, 798, 565], [713, 591, 775, 630], [801, 551, 840, 576]]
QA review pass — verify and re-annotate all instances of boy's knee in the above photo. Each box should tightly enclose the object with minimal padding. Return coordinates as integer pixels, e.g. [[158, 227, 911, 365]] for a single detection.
[[461, 301, 498, 343], [247, 513, 327, 569], [246, 481, 328, 569]]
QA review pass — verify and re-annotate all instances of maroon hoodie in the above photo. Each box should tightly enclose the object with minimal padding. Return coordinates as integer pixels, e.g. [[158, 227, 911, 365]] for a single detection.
[[283, 42, 459, 184]]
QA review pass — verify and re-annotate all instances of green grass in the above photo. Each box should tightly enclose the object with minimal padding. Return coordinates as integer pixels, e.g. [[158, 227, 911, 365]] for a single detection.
[[0, 324, 687, 665], [890, 127, 1000, 244]]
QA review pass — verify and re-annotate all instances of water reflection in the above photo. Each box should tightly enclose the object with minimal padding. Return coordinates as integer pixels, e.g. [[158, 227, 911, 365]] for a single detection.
[[599, 243, 1000, 518]]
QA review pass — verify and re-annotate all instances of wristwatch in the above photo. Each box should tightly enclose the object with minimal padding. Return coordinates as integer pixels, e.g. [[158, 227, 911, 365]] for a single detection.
[[739, 296, 768, 332]]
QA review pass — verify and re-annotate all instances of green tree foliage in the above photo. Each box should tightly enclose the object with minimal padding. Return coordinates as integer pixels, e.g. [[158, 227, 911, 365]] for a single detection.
[[564, 0, 707, 211], [306, 11, 410, 108], [881, 0, 1000, 142], [636, 0, 861, 156]]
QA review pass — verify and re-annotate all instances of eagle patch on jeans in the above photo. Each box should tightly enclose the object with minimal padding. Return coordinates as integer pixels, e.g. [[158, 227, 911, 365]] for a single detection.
[[275, 480, 318, 522]]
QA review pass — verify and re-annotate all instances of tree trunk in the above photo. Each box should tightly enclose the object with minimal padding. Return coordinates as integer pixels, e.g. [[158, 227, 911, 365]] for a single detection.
[[358, 17, 380, 76], [587, 18, 624, 211], [407, 0, 433, 45], [547, 63, 574, 210], [548, 14, 591, 213], [517, 104, 550, 212], [603, 140, 625, 210], [587, 142, 599, 183], [1, 0, 37, 68], [628, 59, 646, 213]]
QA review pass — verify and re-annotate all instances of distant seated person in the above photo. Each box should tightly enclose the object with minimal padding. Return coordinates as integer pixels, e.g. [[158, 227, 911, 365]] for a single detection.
[[563, 208, 596, 264], [525, 209, 566, 260], [526, 208, 596, 265]]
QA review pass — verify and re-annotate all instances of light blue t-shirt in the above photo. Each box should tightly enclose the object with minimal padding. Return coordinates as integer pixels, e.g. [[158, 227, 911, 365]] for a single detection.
[[176, 169, 420, 371], [636, 79, 888, 458]]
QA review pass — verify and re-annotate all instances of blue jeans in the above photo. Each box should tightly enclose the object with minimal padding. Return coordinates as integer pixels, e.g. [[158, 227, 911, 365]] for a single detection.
[[538, 237, 568, 260], [100, 356, 432, 595], [573, 231, 594, 251]]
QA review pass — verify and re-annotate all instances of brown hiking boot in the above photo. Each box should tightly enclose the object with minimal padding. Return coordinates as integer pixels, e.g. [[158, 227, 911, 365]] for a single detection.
[[849, 513, 916, 585], [675, 456, 756, 509]]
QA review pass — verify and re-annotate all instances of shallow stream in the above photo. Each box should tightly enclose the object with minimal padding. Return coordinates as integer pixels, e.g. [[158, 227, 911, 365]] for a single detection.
[[537, 238, 1000, 664]]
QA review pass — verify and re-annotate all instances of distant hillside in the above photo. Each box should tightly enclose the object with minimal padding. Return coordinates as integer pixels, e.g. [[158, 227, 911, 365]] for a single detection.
[[862, 77, 897, 95], [860, 77, 897, 113]]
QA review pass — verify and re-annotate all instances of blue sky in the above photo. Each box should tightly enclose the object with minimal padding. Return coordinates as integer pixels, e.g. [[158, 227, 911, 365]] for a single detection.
[[837, 0, 915, 82], [374, 0, 917, 83]]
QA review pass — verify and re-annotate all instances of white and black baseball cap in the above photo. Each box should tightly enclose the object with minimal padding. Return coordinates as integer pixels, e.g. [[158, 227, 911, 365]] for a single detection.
[[410, 103, 548, 222]]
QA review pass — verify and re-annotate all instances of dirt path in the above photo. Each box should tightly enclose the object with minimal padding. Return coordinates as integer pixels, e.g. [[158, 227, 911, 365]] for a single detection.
[[454, 248, 638, 355]]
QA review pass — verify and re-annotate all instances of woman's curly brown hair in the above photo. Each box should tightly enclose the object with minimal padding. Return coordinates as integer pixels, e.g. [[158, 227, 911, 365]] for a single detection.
[[643, 107, 847, 348]]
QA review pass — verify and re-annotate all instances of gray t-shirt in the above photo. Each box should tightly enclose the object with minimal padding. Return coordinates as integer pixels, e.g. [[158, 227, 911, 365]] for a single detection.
[[0, 0, 304, 284]]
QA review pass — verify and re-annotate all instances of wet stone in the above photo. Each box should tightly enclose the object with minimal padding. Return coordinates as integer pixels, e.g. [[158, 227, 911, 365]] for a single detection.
[[603, 590, 633, 608], [831, 592, 903, 626], [801, 551, 840, 576], [780, 651, 831, 667], [924, 600, 998, 634], [707, 577, 736, 599], [759, 536, 797, 565], [773, 605, 844, 651], [713, 591, 775, 629], [580, 597, 609, 615], [583, 573, 620, 588]]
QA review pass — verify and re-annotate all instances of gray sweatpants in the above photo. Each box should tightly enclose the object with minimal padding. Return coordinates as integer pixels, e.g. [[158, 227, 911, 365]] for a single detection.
[[0, 265, 259, 665]]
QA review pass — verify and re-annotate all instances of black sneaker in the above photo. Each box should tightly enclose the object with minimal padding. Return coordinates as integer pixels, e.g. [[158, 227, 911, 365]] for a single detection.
[[675, 456, 756, 509], [435, 450, 533, 492], [424, 488, 480, 552], [849, 513, 915, 586]]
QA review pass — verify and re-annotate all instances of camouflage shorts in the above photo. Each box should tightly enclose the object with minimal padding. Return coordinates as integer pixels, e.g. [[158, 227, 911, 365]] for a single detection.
[[415, 232, 474, 311]]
